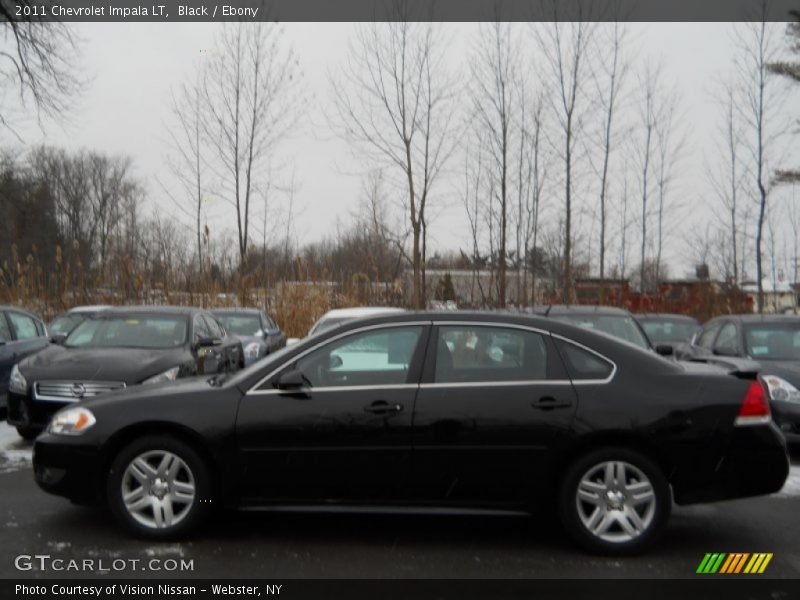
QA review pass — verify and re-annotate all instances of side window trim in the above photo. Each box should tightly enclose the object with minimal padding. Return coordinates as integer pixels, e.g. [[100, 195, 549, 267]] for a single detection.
[[247, 321, 432, 394]]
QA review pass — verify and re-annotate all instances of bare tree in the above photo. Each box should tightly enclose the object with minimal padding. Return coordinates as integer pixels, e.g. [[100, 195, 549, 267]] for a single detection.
[[203, 22, 302, 271], [631, 61, 666, 293], [590, 20, 629, 285], [534, 10, 594, 303], [469, 21, 520, 307], [163, 74, 207, 273], [733, 12, 783, 312], [0, 1, 84, 134], [708, 79, 748, 283], [331, 14, 458, 309]]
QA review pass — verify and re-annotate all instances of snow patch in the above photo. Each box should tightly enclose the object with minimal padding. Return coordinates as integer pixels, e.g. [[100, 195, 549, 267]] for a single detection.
[[0, 422, 33, 473]]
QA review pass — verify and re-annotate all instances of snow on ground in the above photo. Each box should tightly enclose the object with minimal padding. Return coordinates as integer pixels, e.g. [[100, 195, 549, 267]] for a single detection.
[[0, 422, 32, 474]]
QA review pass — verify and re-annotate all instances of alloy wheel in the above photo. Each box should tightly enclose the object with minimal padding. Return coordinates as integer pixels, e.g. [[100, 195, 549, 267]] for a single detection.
[[575, 460, 657, 543], [120, 450, 196, 529]]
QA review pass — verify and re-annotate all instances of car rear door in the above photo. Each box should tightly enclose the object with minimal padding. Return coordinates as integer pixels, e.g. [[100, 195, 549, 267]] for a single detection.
[[410, 322, 578, 506], [235, 322, 429, 503]]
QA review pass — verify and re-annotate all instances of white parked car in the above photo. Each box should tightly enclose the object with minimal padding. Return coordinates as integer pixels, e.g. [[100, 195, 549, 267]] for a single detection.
[[286, 307, 407, 345]]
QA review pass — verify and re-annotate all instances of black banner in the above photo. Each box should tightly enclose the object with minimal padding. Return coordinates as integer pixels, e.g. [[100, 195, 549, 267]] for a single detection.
[[4, 579, 800, 600], [1, 0, 799, 22]]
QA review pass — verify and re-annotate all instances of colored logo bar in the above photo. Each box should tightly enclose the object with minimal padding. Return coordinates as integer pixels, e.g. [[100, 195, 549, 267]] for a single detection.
[[696, 553, 773, 574]]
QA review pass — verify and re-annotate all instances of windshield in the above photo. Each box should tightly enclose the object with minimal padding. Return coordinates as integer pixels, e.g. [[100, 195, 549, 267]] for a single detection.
[[556, 314, 650, 349], [641, 319, 699, 344], [50, 314, 85, 334], [215, 314, 262, 337], [65, 315, 189, 349], [744, 323, 800, 361]]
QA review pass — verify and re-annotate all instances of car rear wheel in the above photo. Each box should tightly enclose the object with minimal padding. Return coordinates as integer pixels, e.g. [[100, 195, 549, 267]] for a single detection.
[[107, 436, 212, 539], [558, 447, 670, 554]]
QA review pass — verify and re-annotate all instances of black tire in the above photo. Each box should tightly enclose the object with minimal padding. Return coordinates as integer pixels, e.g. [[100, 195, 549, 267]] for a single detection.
[[16, 425, 42, 441], [107, 435, 212, 539], [558, 447, 670, 555]]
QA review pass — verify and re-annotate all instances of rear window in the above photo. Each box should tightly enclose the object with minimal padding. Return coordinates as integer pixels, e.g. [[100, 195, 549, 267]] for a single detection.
[[640, 319, 699, 344], [555, 339, 614, 381]]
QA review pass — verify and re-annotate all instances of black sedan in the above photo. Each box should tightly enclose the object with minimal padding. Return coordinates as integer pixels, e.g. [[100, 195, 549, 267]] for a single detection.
[[211, 308, 286, 365], [1, 306, 49, 420], [7, 306, 244, 439], [684, 314, 800, 443], [33, 312, 788, 554]]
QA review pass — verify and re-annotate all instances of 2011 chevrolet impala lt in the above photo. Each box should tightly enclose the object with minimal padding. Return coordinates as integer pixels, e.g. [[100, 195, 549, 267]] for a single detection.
[[32, 312, 790, 553]]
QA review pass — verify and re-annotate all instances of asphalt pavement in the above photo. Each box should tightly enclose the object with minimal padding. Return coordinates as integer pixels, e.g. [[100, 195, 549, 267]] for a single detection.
[[1, 422, 799, 579]]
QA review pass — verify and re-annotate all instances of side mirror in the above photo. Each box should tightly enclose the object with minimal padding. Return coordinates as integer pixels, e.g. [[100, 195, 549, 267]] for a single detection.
[[51, 333, 68, 345], [329, 354, 343, 369], [655, 343, 674, 357], [277, 369, 309, 389], [194, 336, 221, 350]]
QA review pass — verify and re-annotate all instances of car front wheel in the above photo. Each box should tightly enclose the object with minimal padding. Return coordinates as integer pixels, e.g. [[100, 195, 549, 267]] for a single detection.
[[107, 436, 212, 539], [558, 447, 670, 554]]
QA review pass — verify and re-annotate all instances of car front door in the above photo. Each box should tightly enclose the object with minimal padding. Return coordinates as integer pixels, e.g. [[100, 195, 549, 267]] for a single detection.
[[410, 322, 578, 506], [235, 322, 429, 503]]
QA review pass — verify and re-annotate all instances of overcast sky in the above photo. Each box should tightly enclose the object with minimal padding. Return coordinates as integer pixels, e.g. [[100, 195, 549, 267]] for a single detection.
[[6, 22, 799, 279]]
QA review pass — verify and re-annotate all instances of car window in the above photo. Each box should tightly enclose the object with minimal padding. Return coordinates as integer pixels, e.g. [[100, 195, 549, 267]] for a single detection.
[[295, 326, 422, 388], [193, 314, 211, 340], [0, 313, 11, 342], [744, 323, 800, 360], [697, 322, 722, 350], [714, 322, 739, 354], [7, 312, 40, 340], [203, 314, 225, 339], [50, 314, 84, 334], [215, 313, 261, 336], [641, 319, 699, 344], [435, 325, 548, 384], [554, 338, 614, 381]]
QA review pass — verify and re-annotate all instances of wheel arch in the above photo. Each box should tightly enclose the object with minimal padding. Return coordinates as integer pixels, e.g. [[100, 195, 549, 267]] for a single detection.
[[100, 421, 230, 504]]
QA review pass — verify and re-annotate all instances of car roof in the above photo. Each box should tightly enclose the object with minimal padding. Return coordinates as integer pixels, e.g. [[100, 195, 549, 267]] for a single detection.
[[211, 307, 262, 315], [711, 314, 800, 324], [97, 305, 199, 316], [636, 313, 699, 322], [319, 307, 406, 319], [527, 305, 634, 317], [65, 305, 112, 314]]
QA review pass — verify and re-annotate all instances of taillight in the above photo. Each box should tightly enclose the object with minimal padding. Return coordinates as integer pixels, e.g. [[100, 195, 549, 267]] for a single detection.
[[735, 379, 772, 426]]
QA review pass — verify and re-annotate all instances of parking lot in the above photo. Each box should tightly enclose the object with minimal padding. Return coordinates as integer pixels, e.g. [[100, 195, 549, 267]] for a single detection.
[[2, 422, 799, 579]]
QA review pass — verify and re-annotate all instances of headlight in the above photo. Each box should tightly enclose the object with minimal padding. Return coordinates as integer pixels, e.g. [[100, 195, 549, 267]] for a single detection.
[[244, 342, 262, 360], [48, 407, 96, 436], [142, 366, 181, 385], [761, 375, 800, 403], [9, 364, 27, 394]]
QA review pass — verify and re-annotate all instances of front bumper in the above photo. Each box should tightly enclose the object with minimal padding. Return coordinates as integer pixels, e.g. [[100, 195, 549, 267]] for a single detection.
[[674, 423, 790, 505], [772, 400, 800, 445], [6, 390, 68, 430], [33, 434, 105, 504]]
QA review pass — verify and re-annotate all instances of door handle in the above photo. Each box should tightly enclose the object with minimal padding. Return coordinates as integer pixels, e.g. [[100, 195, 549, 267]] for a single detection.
[[364, 400, 403, 415], [532, 396, 572, 410]]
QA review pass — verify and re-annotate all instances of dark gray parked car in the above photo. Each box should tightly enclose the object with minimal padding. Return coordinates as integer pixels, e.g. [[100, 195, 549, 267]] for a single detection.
[[681, 314, 800, 444], [211, 308, 286, 366], [1, 307, 49, 420]]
